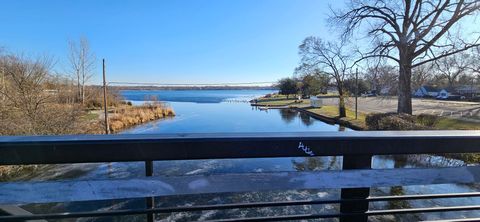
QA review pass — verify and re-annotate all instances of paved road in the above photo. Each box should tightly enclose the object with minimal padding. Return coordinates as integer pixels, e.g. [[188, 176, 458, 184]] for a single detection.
[[320, 97, 480, 121]]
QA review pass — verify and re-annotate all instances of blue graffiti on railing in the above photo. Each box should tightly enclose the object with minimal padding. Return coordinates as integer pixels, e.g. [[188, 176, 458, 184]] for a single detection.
[[298, 142, 315, 156]]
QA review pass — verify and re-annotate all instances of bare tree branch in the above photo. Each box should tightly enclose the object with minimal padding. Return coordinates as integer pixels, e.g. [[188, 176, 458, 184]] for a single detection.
[[297, 37, 356, 117], [67, 37, 96, 105], [334, 0, 480, 114]]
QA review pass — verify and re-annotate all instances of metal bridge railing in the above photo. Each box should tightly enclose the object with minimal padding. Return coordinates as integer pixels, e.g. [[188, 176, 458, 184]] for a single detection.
[[1, 131, 480, 221]]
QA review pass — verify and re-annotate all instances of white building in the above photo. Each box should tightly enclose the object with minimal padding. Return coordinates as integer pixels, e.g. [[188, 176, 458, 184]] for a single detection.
[[310, 96, 322, 108]]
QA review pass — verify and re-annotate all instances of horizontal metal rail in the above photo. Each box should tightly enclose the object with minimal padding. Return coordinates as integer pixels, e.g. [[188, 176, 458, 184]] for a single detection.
[[2, 131, 480, 221], [424, 218, 480, 222], [1, 131, 480, 165], [2, 167, 480, 204], [4, 202, 480, 221], [8, 192, 480, 220]]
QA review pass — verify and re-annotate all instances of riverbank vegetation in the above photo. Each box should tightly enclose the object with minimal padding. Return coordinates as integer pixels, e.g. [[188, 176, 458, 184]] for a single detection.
[[0, 43, 175, 179], [108, 102, 175, 133], [0, 52, 175, 136], [277, 71, 330, 100]]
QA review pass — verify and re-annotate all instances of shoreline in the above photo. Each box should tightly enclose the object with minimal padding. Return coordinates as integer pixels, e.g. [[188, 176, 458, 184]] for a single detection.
[[250, 98, 365, 130], [292, 107, 364, 130], [252, 104, 365, 130]]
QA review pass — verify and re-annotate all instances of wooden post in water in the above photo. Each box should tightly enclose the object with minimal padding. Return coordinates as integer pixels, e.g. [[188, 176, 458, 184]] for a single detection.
[[102, 59, 109, 135]]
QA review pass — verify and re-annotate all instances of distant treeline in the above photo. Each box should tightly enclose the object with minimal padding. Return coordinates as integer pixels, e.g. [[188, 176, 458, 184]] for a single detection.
[[108, 85, 277, 90]]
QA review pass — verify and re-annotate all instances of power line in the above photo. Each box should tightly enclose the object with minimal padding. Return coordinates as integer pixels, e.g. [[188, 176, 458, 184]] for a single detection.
[[107, 81, 276, 86]]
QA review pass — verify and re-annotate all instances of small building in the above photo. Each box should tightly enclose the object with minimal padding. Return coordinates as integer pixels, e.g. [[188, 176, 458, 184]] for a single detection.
[[414, 86, 439, 98], [437, 89, 450, 99], [310, 96, 322, 108]]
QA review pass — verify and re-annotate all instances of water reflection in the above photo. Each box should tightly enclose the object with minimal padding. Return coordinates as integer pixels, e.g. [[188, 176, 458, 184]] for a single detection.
[[299, 112, 314, 126], [370, 154, 478, 221], [278, 109, 298, 123], [292, 157, 325, 171], [388, 156, 410, 210], [292, 156, 341, 172]]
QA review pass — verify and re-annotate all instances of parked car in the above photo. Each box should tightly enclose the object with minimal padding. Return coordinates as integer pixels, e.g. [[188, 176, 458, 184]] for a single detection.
[[436, 95, 465, 100], [436, 95, 448, 100], [470, 96, 480, 102], [361, 91, 377, 97]]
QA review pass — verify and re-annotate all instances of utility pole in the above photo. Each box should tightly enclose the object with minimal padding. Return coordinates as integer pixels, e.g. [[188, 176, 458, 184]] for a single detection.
[[102, 59, 110, 134], [355, 67, 358, 120], [1, 66, 5, 105]]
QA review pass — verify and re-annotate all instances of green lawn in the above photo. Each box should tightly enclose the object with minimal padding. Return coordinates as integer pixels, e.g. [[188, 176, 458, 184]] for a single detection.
[[434, 118, 480, 130], [255, 98, 309, 106], [307, 105, 367, 129]]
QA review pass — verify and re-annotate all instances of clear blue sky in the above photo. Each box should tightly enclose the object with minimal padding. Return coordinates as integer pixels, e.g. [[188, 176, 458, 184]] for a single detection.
[[0, 0, 342, 85]]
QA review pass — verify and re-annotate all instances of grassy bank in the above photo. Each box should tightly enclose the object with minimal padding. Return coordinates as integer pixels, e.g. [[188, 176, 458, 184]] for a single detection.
[[305, 106, 367, 130]]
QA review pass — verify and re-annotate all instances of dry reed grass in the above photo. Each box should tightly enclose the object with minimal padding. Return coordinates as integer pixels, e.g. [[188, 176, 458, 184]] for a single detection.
[[108, 102, 175, 132]]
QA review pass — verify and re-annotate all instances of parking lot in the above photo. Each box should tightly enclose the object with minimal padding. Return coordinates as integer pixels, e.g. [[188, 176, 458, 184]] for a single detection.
[[320, 97, 480, 121]]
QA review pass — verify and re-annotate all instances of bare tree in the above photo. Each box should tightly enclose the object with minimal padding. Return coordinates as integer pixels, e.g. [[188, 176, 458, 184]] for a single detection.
[[67, 37, 96, 105], [434, 51, 472, 87], [470, 47, 480, 75], [0, 54, 81, 135], [334, 0, 480, 114], [298, 37, 353, 117], [0, 55, 54, 120], [366, 63, 399, 95], [412, 63, 434, 90]]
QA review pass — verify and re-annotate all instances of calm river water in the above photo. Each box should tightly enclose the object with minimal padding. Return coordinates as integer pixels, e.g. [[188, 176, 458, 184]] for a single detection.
[[21, 90, 480, 221]]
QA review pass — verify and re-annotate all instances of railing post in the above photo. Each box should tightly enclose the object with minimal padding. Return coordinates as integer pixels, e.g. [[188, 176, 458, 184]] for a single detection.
[[145, 161, 154, 222], [340, 155, 372, 222]]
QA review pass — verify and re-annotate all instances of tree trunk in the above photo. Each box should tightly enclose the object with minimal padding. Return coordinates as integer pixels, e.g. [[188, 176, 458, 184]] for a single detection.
[[81, 84, 85, 105], [448, 77, 455, 88], [76, 75, 81, 103], [338, 86, 346, 118], [398, 53, 413, 114]]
